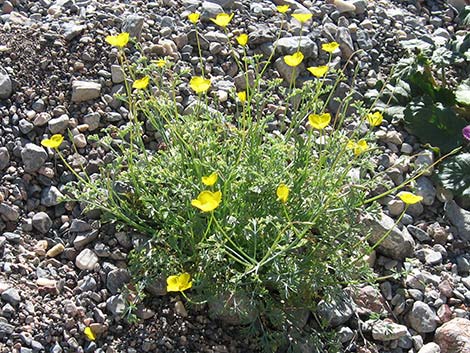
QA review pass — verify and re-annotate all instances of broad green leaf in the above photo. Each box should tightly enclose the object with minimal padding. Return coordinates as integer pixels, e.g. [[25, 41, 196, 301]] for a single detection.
[[456, 79, 470, 106], [437, 153, 470, 198]]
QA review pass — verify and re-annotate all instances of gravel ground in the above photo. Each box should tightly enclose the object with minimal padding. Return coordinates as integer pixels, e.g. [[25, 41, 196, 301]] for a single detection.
[[1, 0, 470, 352]]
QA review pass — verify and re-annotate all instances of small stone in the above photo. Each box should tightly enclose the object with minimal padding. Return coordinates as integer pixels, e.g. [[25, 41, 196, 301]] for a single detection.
[[372, 320, 408, 341], [111, 65, 124, 83], [418, 343, 441, 353], [48, 114, 70, 134], [122, 14, 144, 39], [106, 294, 126, 316], [425, 250, 442, 265], [41, 186, 64, 207], [0, 147, 9, 170], [388, 199, 405, 216], [75, 248, 99, 270], [46, 243, 65, 257], [1, 287, 21, 306], [408, 301, 437, 333], [106, 269, 130, 295], [317, 294, 353, 327], [416, 177, 436, 206], [21, 144, 48, 172], [0, 67, 12, 99], [32, 212, 52, 233], [435, 318, 470, 353], [348, 285, 387, 316], [73, 133, 87, 148], [0, 203, 20, 221], [71, 81, 101, 102], [445, 201, 470, 241], [33, 112, 52, 127], [175, 300, 188, 317], [415, 151, 434, 176], [73, 230, 98, 249], [333, 0, 356, 13], [274, 56, 303, 82], [83, 112, 100, 131], [0, 321, 14, 339], [3, 232, 21, 243]]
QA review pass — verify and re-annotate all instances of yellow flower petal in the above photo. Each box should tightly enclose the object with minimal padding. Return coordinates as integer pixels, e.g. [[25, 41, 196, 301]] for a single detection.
[[210, 13, 234, 28], [41, 134, 64, 149], [84, 327, 96, 341], [322, 42, 340, 53], [346, 139, 369, 156], [292, 13, 312, 23], [189, 76, 211, 94], [283, 51, 304, 67], [202, 172, 218, 186], [367, 111, 383, 127], [132, 76, 150, 89], [188, 13, 200, 24], [237, 91, 247, 102], [105, 32, 130, 48], [308, 113, 331, 130], [277, 183, 289, 203], [167, 273, 192, 292], [276, 5, 290, 14], [236, 33, 248, 46], [155, 59, 166, 68], [191, 190, 222, 212], [307, 65, 329, 78], [398, 192, 423, 205]]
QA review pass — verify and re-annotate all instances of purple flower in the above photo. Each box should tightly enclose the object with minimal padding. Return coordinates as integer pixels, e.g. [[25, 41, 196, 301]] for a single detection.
[[463, 126, 470, 141]]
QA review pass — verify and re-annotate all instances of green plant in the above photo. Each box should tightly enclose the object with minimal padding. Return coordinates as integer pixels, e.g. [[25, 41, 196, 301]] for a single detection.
[[367, 34, 470, 153], [55, 9, 422, 352]]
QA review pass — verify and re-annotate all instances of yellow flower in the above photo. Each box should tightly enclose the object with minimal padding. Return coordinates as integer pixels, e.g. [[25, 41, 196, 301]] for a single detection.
[[277, 183, 289, 203], [166, 273, 192, 292], [236, 33, 248, 46], [346, 139, 369, 156], [189, 76, 211, 94], [284, 51, 304, 67], [307, 65, 329, 78], [105, 32, 130, 48], [210, 13, 234, 28], [155, 58, 166, 67], [188, 12, 200, 24], [276, 5, 290, 14], [237, 91, 247, 102], [398, 192, 423, 205], [202, 172, 218, 186], [84, 327, 96, 341], [367, 111, 383, 127], [308, 113, 331, 130], [292, 13, 313, 23], [132, 76, 150, 89], [191, 190, 222, 212], [322, 42, 340, 53], [41, 134, 64, 149]]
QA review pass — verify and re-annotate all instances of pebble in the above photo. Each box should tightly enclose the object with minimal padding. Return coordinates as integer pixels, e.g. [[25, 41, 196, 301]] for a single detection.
[[46, 243, 65, 258], [0, 147, 9, 170], [40, 186, 64, 207], [21, 144, 48, 172], [175, 300, 188, 317], [418, 343, 441, 353], [372, 320, 408, 341], [435, 318, 470, 353], [32, 212, 52, 233], [75, 248, 99, 270], [444, 201, 470, 241], [407, 301, 437, 333], [1, 287, 21, 306], [48, 114, 70, 134], [71, 81, 101, 102], [106, 268, 130, 295], [0, 67, 12, 99], [317, 295, 354, 327]]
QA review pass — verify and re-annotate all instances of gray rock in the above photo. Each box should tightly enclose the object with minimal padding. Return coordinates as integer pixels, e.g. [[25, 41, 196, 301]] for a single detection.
[[107, 269, 131, 295], [40, 186, 63, 207], [71, 81, 101, 102], [425, 250, 442, 265], [48, 114, 70, 134], [62, 22, 85, 41], [351, 0, 367, 14], [338, 326, 355, 343], [336, 27, 354, 59], [445, 201, 470, 241], [317, 294, 354, 327], [205, 0, 233, 8], [75, 248, 99, 270], [415, 150, 434, 176], [0, 203, 19, 221], [372, 320, 408, 341], [456, 255, 470, 275], [111, 65, 124, 83], [408, 301, 437, 333], [363, 212, 415, 260], [0, 67, 12, 99], [33, 112, 52, 127], [70, 219, 92, 233], [0, 147, 9, 170], [0, 320, 14, 339], [2, 232, 21, 243], [418, 343, 441, 353], [275, 36, 317, 58], [19, 119, 34, 134], [83, 112, 100, 131], [32, 212, 52, 233], [435, 318, 470, 353], [73, 230, 98, 249], [201, 1, 224, 20], [1, 287, 21, 306], [416, 177, 436, 206], [106, 294, 126, 316], [122, 14, 144, 39], [21, 143, 48, 172]]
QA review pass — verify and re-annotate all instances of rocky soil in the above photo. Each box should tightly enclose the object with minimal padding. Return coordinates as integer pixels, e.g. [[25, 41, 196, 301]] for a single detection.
[[1, 0, 470, 352]]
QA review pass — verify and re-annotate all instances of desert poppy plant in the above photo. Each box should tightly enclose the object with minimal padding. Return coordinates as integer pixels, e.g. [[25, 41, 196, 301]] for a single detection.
[[210, 13, 234, 28], [132, 76, 150, 89], [308, 113, 331, 130], [237, 91, 247, 102], [284, 51, 304, 67], [292, 13, 312, 23], [202, 172, 218, 186], [190, 76, 211, 94], [236, 33, 248, 46], [188, 13, 200, 24], [166, 273, 192, 292], [41, 134, 64, 149], [322, 42, 340, 53], [347, 139, 369, 156], [191, 190, 222, 212], [84, 327, 96, 341], [276, 5, 290, 14], [307, 65, 329, 78], [398, 192, 423, 205], [277, 183, 289, 203], [105, 32, 130, 48], [367, 112, 383, 127]]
